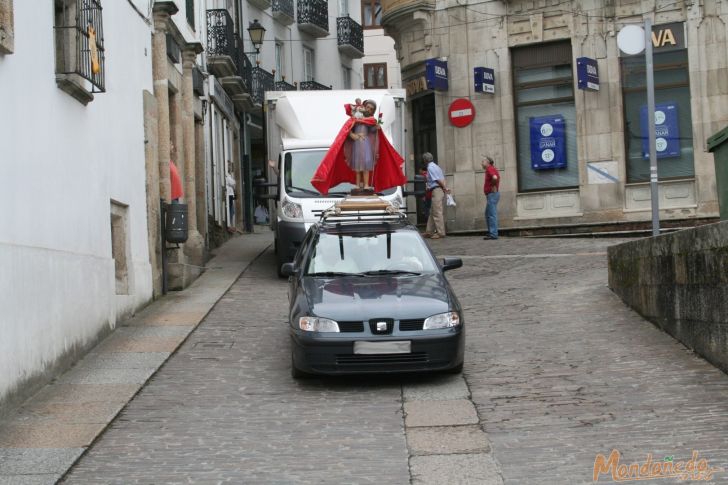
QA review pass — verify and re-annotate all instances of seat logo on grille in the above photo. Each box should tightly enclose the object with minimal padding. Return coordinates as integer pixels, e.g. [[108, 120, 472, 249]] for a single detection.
[[376, 321, 388, 332]]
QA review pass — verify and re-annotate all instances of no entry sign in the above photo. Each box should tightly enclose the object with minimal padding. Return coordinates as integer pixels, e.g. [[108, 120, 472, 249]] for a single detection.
[[448, 99, 475, 127]]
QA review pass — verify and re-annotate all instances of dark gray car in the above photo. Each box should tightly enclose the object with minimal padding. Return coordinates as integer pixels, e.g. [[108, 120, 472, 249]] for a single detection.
[[282, 214, 464, 378]]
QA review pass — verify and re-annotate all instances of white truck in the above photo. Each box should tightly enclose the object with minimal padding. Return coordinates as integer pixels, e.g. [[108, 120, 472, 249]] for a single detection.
[[263, 89, 408, 275]]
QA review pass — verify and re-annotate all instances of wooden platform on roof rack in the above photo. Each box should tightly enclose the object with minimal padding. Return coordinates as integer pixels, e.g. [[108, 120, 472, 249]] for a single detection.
[[336, 195, 391, 211]]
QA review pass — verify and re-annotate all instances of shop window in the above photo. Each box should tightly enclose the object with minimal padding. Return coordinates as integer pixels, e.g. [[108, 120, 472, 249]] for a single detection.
[[54, 0, 105, 104], [361, 0, 381, 28], [512, 42, 578, 192], [0, 0, 14, 54], [364, 63, 386, 89], [621, 47, 694, 183]]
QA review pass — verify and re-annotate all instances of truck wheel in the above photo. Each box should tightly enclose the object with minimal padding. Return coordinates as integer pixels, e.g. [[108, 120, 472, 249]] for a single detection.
[[277, 256, 287, 278]]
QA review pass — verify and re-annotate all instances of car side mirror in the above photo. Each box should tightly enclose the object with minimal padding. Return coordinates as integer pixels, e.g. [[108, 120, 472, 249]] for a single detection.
[[442, 257, 462, 271], [281, 262, 299, 277]]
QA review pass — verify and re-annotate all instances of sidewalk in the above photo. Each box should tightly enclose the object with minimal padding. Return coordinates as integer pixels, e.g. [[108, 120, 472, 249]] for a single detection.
[[0, 230, 273, 485]]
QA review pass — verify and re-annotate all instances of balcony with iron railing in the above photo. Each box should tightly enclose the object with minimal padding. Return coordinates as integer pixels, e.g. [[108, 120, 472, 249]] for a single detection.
[[54, 0, 106, 104], [299, 80, 332, 90], [336, 16, 364, 58], [297, 0, 329, 37], [206, 9, 236, 78], [274, 79, 297, 91], [272, 0, 295, 25], [252, 66, 275, 105], [207, 10, 254, 111]]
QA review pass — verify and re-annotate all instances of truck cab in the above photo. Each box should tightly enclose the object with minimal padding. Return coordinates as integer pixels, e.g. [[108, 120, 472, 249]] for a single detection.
[[263, 90, 407, 275]]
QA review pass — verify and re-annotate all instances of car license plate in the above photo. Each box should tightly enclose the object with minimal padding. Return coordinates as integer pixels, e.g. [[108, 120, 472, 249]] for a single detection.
[[354, 341, 411, 355]]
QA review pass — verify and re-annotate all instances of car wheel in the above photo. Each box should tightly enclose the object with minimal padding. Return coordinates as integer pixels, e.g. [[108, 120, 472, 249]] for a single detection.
[[446, 362, 463, 374], [291, 355, 310, 379]]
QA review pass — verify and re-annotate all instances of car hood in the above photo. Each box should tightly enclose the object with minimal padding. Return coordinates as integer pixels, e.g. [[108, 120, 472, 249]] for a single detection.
[[302, 273, 452, 321]]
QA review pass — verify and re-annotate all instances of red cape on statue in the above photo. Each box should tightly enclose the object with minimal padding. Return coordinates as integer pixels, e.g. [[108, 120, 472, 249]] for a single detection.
[[311, 117, 407, 195]]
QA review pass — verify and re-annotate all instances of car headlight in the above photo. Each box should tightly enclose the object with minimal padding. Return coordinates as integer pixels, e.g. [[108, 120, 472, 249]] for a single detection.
[[282, 198, 303, 219], [423, 312, 461, 329], [298, 316, 340, 332]]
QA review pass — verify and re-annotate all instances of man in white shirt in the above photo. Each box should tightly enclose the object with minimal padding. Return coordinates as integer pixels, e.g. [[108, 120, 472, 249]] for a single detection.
[[422, 152, 450, 239]]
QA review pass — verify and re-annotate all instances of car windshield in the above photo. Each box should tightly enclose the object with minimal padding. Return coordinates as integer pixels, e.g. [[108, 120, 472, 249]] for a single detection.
[[305, 230, 438, 275], [284, 150, 398, 197]]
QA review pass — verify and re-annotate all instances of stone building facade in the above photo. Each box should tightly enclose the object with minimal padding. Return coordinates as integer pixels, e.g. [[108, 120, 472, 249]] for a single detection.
[[382, 0, 726, 231]]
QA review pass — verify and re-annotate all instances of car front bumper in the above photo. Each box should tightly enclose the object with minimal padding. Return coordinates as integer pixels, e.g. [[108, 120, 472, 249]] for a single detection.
[[291, 329, 465, 375]]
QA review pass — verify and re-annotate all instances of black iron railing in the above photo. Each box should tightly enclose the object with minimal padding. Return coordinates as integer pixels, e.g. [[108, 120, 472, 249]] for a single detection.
[[274, 80, 297, 91], [234, 35, 253, 94], [336, 16, 364, 54], [297, 0, 328, 33], [206, 9, 235, 60], [272, 0, 295, 21], [299, 80, 332, 90], [252, 66, 275, 105], [54, 0, 106, 92]]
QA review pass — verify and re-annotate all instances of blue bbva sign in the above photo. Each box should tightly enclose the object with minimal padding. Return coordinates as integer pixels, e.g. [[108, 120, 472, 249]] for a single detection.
[[474, 67, 495, 93], [576, 57, 599, 91], [530, 115, 566, 170], [425, 58, 448, 91], [640, 103, 680, 159]]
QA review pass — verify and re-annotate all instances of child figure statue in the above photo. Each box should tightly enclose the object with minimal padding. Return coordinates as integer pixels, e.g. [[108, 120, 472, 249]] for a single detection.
[[345, 99, 379, 192], [311, 97, 407, 196]]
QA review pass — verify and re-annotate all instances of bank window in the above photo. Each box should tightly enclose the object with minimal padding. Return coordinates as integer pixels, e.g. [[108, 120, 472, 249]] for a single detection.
[[512, 42, 578, 192], [364, 63, 386, 88], [361, 0, 381, 28], [621, 49, 694, 183]]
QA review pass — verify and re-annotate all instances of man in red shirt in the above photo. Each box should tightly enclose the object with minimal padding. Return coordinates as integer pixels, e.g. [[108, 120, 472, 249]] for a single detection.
[[482, 157, 500, 240]]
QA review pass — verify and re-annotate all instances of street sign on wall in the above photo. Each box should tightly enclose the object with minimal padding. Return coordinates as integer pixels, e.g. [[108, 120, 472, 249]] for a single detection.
[[425, 58, 449, 91], [448, 99, 475, 127], [530, 115, 566, 169], [474, 67, 495, 93], [576, 57, 599, 91], [640, 102, 680, 159]]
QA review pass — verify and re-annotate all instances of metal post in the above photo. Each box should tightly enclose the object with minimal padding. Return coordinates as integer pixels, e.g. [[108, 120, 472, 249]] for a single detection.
[[160, 199, 168, 295], [645, 18, 660, 236]]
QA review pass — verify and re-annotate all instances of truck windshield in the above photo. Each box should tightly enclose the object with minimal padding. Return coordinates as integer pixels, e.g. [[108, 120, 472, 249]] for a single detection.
[[284, 150, 398, 197]]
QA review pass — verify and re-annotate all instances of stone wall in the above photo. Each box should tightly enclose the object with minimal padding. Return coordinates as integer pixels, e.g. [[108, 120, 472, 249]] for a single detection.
[[608, 221, 728, 373]]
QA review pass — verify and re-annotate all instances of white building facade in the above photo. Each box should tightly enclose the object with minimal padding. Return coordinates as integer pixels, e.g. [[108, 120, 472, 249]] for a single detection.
[[0, 0, 155, 407]]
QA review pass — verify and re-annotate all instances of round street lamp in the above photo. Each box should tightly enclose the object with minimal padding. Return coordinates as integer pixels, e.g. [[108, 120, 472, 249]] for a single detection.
[[248, 19, 266, 54]]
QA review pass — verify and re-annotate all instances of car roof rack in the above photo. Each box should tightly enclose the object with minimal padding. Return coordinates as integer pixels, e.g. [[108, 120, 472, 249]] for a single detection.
[[320, 195, 407, 224]]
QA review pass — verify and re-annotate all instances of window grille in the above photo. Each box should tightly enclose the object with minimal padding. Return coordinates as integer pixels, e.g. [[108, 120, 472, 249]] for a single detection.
[[54, 0, 105, 93]]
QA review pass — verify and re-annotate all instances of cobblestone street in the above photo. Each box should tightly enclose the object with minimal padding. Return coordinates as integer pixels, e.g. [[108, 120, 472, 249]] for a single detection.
[[62, 236, 728, 484]]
